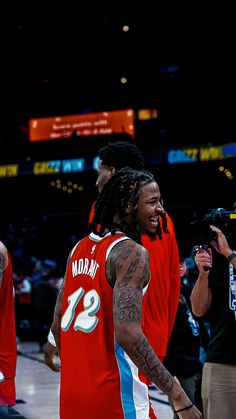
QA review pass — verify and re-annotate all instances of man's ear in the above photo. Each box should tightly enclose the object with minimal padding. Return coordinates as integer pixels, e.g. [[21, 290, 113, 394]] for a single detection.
[[109, 166, 116, 177], [125, 201, 132, 214]]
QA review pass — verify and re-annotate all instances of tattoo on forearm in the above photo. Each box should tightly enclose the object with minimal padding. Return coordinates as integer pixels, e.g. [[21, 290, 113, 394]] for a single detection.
[[130, 335, 174, 394], [111, 243, 173, 393]]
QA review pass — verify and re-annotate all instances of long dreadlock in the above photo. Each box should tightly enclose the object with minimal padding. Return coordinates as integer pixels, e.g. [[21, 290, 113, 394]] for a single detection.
[[89, 167, 166, 243]]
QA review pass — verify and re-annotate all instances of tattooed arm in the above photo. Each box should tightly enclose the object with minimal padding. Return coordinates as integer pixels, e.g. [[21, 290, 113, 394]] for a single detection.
[[43, 279, 64, 371], [44, 251, 72, 370], [48, 251, 71, 350], [108, 240, 202, 417], [50, 279, 65, 349], [44, 253, 71, 370]]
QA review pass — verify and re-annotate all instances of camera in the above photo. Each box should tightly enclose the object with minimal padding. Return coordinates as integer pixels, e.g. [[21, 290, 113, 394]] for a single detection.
[[190, 208, 236, 248]]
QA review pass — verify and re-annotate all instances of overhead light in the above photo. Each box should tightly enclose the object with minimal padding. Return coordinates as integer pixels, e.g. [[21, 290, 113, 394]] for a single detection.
[[122, 25, 129, 32], [120, 77, 127, 84]]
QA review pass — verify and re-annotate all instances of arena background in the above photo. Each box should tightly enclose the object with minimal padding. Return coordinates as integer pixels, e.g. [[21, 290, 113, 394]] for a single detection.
[[1, 0, 235, 262]]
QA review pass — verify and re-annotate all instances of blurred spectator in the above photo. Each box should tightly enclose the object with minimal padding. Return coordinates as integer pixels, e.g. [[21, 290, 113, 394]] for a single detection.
[[15, 278, 32, 343], [191, 224, 236, 419], [31, 273, 57, 352], [164, 252, 207, 417]]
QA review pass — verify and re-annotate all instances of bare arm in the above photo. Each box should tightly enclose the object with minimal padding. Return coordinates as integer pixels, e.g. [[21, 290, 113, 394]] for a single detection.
[[43, 279, 65, 370], [191, 248, 212, 317], [43, 278, 65, 372], [108, 240, 202, 417], [43, 342, 60, 372], [44, 252, 72, 370], [51, 279, 65, 349], [0, 242, 8, 289]]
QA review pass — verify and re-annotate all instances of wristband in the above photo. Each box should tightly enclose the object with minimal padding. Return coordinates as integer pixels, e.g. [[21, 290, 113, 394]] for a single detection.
[[174, 402, 193, 414], [227, 251, 236, 263], [47, 329, 57, 347]]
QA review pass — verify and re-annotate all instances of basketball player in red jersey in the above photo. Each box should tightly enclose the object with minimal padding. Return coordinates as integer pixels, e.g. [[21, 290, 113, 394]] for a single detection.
[[49, 168, 201, 419], [0, 241, 17, 418], [90, 142, 180, 364]]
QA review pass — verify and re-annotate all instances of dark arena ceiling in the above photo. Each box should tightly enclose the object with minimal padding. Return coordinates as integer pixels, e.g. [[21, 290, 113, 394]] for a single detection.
[[10, 0, 235, 150], [0, 0, 234, 257]]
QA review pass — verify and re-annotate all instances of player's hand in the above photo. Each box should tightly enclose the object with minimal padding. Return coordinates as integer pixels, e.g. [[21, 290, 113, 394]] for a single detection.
[[43, 341, 60, 372], [177, 405, 202, 418], [172, 378, 202, 418]]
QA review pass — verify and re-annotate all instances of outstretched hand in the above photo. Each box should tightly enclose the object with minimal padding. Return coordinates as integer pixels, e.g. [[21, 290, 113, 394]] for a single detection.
[[43, 341, 60, 372]]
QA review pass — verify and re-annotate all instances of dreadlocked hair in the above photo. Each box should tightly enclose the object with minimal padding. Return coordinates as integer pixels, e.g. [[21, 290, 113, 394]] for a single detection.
[[98, 141, 145, 171], [89, 167, 154, 244], [155, 211, 169, 240]]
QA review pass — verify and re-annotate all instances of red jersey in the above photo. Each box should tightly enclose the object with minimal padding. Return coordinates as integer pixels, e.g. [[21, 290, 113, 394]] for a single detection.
[[89, 203, 180, 359], [60, 232, 155, 419], [0, 242, 16, 406], [142, 214, 180, 359]]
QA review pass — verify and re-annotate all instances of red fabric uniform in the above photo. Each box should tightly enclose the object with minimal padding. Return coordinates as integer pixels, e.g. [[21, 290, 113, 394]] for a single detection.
[[60, 232, 156, 419], [89, 203, 180, 360], [0, 243, 16, 406], [142, 214, 180, 360]]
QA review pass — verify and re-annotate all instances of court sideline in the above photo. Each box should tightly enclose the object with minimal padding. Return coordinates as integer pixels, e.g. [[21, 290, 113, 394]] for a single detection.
[[14, 342, 173, 419]]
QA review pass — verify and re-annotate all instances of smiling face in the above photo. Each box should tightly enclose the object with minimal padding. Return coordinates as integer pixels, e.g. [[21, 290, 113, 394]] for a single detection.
[[135, 181, 164, 237]]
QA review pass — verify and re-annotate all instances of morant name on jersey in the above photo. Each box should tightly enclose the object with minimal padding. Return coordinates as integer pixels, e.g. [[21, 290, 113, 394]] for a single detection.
[[72, 258, 100, 279]]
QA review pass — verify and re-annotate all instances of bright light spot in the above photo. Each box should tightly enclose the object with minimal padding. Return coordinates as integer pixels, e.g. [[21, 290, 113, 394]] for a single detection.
[[123, 25, 129, 32], [120, 77, 127, 84]]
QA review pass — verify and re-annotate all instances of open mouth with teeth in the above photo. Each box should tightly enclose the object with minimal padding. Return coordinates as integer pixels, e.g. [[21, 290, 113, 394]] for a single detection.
[[149, 217, 159, 228]]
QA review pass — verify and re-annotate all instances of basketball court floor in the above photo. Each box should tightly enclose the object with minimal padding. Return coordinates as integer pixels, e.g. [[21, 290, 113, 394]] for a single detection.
[[13, 342, 173, 419]]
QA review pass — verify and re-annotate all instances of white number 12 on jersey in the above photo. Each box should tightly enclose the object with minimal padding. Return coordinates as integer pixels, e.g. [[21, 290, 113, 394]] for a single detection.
[[61, 287, 100, 333]]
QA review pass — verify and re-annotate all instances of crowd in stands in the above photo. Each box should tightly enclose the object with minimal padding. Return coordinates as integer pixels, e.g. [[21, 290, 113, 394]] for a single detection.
[[1, 215, 79, 352]]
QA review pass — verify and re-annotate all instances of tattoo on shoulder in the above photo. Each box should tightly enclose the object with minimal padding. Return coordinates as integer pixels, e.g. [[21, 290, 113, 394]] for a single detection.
[[108, 241, 149, 286]]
